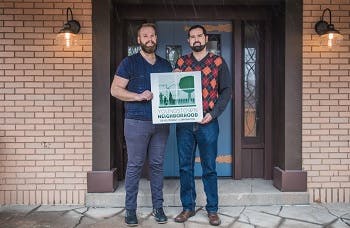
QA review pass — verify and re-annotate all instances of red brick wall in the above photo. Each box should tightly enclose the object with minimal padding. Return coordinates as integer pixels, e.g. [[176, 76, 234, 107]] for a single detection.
[[303, 0, 350, 202], [0, 0, 92, 204]]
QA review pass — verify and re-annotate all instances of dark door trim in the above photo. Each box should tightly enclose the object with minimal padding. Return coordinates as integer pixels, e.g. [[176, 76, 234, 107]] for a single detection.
[[115, 5, 272, 20], [233, 20, 242, 179], [264, 19, 273, 179], [272, 0, 307, 191], [234, 19, 272, 179], [87, 0, 118, 193], [113, 5, 273, 181]]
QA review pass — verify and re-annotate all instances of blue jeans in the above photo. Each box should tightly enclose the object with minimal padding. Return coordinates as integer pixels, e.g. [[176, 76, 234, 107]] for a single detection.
[[176, 119, 219, 213], [124, 119, 169, 210]]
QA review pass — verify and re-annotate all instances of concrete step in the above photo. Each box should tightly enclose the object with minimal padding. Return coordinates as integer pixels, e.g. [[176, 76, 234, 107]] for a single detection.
[[86, 178, 309, 207]]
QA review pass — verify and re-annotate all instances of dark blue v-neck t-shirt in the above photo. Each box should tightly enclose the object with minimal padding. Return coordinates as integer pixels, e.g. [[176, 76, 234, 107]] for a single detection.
[[115, 52, 172, 121]]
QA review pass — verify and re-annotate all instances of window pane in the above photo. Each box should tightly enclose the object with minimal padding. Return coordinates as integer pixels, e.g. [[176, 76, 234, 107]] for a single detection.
[[243, 22, 260, 137], [127, 21, 143, 56]]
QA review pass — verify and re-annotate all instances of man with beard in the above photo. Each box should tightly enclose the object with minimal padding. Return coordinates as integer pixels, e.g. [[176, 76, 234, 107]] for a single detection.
[[173, 25, 232, 226], [110, 23, 172, 226]]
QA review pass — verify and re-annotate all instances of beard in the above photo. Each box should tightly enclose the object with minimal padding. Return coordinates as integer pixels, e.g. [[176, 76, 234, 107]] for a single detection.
[[140, 41, 157, 54], [190, 41, 206, 52]]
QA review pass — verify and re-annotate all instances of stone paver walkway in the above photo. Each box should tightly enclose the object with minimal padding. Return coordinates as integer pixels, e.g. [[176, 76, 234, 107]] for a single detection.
[[0, 203, 349, 227]]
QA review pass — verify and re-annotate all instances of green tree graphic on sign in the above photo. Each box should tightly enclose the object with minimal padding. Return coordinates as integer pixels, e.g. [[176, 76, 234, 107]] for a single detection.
[[179, 76, 195, 103]]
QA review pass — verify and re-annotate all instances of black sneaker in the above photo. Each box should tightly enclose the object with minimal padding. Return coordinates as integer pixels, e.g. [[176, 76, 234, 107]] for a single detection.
[[152, 207, 168, 224], [125, 209, 138, 226]]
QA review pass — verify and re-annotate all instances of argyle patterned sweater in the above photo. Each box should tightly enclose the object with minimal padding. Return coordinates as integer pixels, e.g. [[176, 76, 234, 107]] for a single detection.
[[175, 52, 224, 115]]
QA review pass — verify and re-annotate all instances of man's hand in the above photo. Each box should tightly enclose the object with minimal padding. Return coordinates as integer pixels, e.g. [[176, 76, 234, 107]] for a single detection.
[[136, 90, 153, 101], [200, 113, 212, 124]]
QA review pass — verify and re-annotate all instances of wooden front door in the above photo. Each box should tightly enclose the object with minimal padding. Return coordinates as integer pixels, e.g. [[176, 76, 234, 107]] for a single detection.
[[154, 21, 233, 177]]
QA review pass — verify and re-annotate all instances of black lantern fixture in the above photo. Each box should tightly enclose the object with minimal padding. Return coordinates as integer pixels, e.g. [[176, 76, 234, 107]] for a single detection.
[[314, 8, 343, 48], [56, 7, 81, 47]]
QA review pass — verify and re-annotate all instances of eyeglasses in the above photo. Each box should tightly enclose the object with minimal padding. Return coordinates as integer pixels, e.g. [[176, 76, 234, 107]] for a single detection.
[[189, 33, 205, 39]]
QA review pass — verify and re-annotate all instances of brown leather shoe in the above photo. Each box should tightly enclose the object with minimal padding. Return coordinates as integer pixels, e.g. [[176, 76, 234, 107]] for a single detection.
[[208, 212, 221, 226], [174, 210, 195, 223]]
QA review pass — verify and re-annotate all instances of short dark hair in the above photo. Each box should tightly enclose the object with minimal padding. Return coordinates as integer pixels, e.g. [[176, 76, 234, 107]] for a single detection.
[[188, 25, 207, 37], [137, 23, 157, 36]]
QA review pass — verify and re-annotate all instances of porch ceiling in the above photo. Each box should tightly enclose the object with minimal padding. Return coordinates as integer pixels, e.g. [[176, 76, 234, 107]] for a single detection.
[[112, 0, 283, 6]]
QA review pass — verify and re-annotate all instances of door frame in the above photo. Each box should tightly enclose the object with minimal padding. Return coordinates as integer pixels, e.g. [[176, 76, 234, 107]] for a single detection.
[[112, 4, 275, 180], [234, 19, 273, 179], [88, 0, 306, 192]]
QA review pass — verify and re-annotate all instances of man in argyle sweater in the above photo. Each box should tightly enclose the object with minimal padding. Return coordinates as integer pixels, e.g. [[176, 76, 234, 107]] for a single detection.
[[174, 25, 232, 226]]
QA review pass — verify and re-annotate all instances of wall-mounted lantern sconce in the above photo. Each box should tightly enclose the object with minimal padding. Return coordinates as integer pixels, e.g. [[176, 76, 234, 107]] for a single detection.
[[315, 8, 343, 48], [56, 7, 81, 47]]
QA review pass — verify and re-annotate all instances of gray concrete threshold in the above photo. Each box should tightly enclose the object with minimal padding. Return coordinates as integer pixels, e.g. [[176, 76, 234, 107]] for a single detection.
[[86, 178, 309, 207]]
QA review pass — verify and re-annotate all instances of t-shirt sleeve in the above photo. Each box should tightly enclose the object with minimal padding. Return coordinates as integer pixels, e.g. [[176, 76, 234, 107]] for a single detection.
[[115, 57, 132, 79]]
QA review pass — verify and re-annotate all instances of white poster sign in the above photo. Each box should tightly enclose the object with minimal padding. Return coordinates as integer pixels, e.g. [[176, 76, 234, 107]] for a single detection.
[[151, 71, 203, 124]]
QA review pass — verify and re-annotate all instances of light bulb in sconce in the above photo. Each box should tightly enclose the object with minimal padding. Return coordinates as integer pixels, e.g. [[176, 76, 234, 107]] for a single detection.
[[320, 28, 343, 48], [56, 7, 81, 48], [61, 32, 78, 47]]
